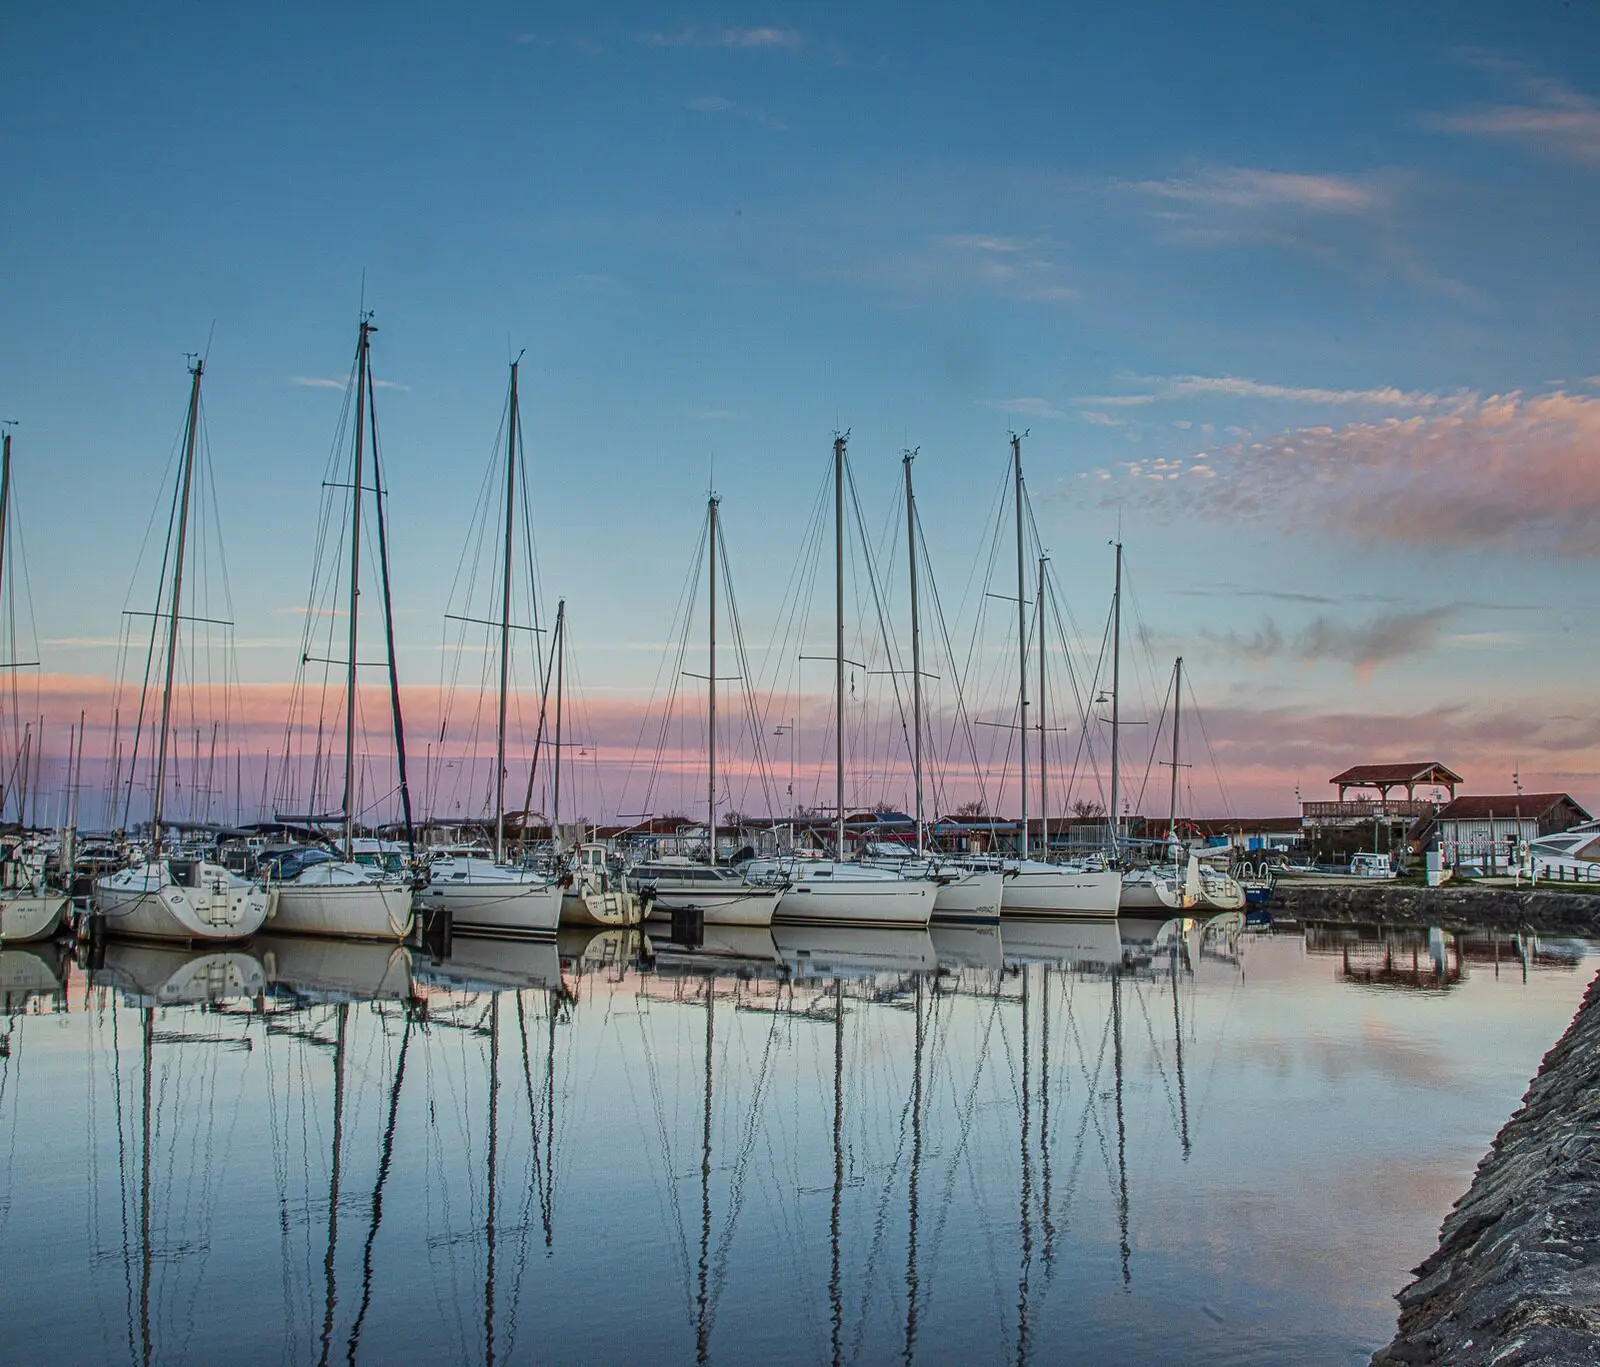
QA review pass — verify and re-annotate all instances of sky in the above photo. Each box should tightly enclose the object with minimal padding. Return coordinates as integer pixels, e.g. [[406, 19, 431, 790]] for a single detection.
[[3, 1, 1600, 825]]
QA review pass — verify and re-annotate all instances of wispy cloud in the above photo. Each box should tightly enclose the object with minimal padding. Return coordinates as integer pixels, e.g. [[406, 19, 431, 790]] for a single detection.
[[686, 94, 786, 131], [1078, 373, 1446, 409], [1097, 388, 1600, 556], [1203, 608, 1455, 680], [932, 233, 1075, 303], [641, 25, 803, 50], [289, 375, 410, 392], [978, 397, 1066, 420], [513, 31, 606, 56], [1428, 60, 1600, 165], [1129, 166, 1381, 213]]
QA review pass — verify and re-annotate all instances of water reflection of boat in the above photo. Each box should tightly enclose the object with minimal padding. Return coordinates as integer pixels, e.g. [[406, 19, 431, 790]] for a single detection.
[[415, 932, 564, 993], [647, 924, 783, 975], [929, 922, 1003, 971], [772, 924, 937, 979], [0, 942, 67, 1009], [1001, 915, 1123, 969], [91, 941, 267, 1004], [557, 926, 643, 978], [256, 933, 415, 1002]]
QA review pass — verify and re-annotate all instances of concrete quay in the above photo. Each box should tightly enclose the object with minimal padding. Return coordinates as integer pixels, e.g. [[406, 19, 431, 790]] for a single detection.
[[1272, 881, 1600, 934], [1371, 966, 1600, 1364]]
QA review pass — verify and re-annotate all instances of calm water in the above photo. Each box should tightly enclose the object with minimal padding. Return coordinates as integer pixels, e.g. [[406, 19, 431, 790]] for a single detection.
[[0, 917, 1590, 1366]]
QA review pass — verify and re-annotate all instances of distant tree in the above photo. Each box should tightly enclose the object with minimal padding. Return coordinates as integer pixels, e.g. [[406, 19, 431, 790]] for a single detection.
[[1071, 799, 1106, 819], [955, 799, 988, 818], [872, 801, 900, 815]]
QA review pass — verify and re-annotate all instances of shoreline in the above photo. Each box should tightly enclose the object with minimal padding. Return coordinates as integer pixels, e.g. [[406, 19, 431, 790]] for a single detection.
[[1370, 964, 1600, 1364], [1271, 882, 1600, 934]]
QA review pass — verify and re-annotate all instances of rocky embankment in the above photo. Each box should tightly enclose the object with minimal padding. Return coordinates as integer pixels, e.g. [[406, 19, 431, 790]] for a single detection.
[[1273, 882, 1600, 933], [1371, 968, 1600, 1365]]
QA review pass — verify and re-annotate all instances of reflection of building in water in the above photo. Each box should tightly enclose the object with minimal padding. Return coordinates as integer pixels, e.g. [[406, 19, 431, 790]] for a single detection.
[[1458, 931, 1591, 982], [1305, 924, 1463, 990]]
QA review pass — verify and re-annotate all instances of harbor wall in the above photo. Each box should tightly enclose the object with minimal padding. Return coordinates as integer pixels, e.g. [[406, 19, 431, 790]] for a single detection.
[[1272, 882, 1600, 933], [1371, 965, 1600, 1364]]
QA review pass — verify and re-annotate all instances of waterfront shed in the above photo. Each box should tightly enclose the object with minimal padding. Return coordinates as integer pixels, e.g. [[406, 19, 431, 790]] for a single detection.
[[1432, 793, 1590, 849]]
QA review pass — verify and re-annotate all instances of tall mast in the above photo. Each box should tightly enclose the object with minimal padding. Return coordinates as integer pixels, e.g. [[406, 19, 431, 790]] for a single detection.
[[1109, 540, 1123, 862], [834, 435, 847, 859], [1168, 656, 1183, 860], [707, 494, 719, 867], [1038, 554, 1049, 862], [151, 358, 203, 859], [0, 430, 11, 624], [495, 358, 522, 863], [551, 600, 565, 852], [1012, 434, 1028, 859], [904, 451, 923, 855], [344, 318, 373, 861]]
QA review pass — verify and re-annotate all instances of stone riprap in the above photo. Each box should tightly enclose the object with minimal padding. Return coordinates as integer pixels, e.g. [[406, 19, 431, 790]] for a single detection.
[[1274, 883, 1600, 933], [1371, 968, 1600, 1365]]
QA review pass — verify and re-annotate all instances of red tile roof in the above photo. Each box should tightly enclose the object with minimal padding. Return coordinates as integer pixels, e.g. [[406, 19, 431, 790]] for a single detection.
[[1330, 762, 1463, 787], [1434, 794, 1589, 822]]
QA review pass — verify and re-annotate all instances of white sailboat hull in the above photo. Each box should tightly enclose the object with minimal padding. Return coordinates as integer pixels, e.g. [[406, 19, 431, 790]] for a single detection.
[[560, 886, 642, 927], [773, 877, 936, 929], [647, 885, 784, 928], [1119, 872, 1182, 911], [420, 877, 563, 938], [95, 862, 272, 943], [0, 891, 70, 944], [931, 870, 1002, 924], [999, 866, 1124, 919], [272, 878, 414, 941]]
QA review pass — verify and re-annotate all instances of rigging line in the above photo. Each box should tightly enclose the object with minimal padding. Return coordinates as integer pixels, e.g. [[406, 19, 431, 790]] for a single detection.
[[366, 362, 415, 849], [616, 513, 707, 822], [1130, 669, 1175, 831], [1063, 590, 1118, 821], [719, 524, 781, 820], [1186, 673, 1237, 821], [843, 458, 912, 808]]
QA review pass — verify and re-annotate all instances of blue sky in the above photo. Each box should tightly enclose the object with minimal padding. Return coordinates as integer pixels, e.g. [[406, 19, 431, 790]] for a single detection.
[[3, 2, 1599, 818]]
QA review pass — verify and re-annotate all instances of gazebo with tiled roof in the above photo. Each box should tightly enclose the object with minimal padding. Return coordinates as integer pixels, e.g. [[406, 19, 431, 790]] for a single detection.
[[1329, 762, 1462, 804]]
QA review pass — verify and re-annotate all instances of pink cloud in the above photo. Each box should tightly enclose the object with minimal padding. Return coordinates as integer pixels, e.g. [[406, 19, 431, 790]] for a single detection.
[[1101, 389, 1600, 554]]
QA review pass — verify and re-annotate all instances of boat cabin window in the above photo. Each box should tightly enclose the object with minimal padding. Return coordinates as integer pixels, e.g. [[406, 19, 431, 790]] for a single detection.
[[169, 859, 199, 887]]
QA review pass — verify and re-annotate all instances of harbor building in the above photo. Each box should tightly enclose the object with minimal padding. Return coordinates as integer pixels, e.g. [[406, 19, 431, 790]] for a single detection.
[[1432, 793, 1591, 873], [1301, 761, 1463, 863]]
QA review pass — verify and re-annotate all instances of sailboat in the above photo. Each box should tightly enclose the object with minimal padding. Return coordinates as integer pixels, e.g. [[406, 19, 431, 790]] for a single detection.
[[635, 494, 784, 928], [756, 436, 936, 930], [273, 316, 415, 941], [94, 360, 273, 942], [420, 357, 562, 937], [1118, 656, 1243, 912], [868, 450, 1002, 924], [0, 432, 68, 944], [986, 435, 1122, 920]]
